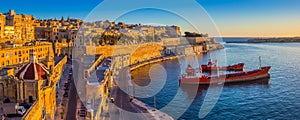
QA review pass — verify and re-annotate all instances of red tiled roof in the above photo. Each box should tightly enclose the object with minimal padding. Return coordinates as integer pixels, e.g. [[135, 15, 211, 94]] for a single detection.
[[15, 63, 49, 80]]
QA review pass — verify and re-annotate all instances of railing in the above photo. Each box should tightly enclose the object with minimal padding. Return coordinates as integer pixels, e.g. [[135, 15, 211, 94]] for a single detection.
[[85, 55, 105, 77]]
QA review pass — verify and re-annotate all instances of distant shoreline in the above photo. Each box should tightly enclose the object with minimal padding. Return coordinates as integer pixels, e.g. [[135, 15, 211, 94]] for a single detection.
[[225, 37, 300, 43]]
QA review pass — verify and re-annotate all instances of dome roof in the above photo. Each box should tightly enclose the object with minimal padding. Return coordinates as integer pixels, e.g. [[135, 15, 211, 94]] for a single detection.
[[15, 49, 49, 80], [15, 62, 49, 80]]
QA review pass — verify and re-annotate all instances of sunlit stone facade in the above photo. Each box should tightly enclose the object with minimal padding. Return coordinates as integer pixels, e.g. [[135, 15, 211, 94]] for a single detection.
[[0, 45, 67, 119]]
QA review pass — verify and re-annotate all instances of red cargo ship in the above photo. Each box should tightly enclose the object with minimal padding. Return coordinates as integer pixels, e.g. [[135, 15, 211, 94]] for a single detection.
[[201, 63, 245, 72], [179, 66, 271, 85], [201, 59, 245, 72]]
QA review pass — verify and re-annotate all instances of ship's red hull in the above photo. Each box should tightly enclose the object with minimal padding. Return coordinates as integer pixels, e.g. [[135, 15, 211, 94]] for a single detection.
[[179, 66, 271, 85], [201, 63, 245, 72]]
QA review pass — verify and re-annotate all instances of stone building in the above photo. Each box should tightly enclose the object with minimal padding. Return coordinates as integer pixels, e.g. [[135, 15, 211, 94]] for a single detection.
[[0, 47, 67, 119], [0, 13, 5, 40], [0, 42, 52, 68], [4, 10, 35, 43], [3, 26, 14, 40]]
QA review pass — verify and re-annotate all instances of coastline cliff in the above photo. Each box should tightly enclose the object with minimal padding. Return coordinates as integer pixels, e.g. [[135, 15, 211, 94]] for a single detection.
[[225, 37, 300, 43], [248, 37, 300, 43]]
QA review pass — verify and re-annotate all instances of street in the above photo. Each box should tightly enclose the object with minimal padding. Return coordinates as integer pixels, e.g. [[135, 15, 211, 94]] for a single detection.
[[108, 67, 154, 120], [65, 77, 78, 120]]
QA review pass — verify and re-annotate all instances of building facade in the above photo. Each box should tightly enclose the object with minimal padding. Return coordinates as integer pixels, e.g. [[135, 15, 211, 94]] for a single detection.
[[0, 13, 5, 40], [0, 42, 52, 68], [0, 47, 67, 120], [4, 10, 35, 43]]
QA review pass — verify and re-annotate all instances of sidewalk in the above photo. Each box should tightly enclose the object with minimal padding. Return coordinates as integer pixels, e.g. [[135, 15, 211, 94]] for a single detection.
[[132, 99, 174, 120], [76, 98, 85, 120]]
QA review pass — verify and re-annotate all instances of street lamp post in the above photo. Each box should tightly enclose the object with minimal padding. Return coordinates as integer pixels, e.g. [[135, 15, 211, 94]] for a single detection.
[[153, 95, 156, 111]]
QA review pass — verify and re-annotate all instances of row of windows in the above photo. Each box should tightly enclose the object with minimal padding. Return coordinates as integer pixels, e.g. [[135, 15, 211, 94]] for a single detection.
[[0, 47, 49, 58], [0, 53, 47, 67]]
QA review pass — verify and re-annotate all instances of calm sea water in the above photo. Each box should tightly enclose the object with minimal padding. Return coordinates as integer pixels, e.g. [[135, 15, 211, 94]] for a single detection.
[[131, 40, 300, 119]]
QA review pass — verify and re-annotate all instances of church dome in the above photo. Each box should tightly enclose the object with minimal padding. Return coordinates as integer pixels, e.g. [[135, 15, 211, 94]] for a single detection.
[[15, 49, 49, 80]]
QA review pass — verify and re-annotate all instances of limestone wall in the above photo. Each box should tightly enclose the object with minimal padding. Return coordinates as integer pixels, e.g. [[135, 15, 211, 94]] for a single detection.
[[82, 42, 163, 65], [130, 43, 163, 64], [22, 101, 42, 120]]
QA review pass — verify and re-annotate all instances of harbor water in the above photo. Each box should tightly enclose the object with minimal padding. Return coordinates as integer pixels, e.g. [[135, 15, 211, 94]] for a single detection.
[[131, 39, 300, 119]]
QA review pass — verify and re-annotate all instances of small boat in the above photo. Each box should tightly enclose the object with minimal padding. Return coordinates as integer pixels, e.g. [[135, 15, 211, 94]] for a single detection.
[[179, 66, 271, 85]]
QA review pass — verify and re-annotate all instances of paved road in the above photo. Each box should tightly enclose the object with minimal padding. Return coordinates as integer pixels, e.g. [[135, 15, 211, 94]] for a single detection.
[[65, 73, 78, 120], [108, 67, 153, 120]]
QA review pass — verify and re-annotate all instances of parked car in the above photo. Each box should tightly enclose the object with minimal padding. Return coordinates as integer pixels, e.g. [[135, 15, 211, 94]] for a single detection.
[[64, 84, 69, 87], [64, 87, 69, 91], [63, 92, 68, 97], [110, 97, 115, 103]]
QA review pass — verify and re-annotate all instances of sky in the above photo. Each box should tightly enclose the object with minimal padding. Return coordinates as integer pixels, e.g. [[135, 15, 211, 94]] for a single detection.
[[1, 0, 299, 37]]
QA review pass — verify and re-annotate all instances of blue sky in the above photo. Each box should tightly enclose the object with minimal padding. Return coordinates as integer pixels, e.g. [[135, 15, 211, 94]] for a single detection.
[[1, 0, 299, 37]]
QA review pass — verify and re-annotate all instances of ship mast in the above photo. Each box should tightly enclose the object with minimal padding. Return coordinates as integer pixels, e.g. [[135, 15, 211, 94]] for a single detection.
[[259, 56, 262, 69]]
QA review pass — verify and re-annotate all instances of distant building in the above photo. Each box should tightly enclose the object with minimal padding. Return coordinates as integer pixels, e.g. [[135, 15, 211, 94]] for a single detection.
[[4, 10, 35, 43], [0, 13, 5, 40], [3, 26, 14, 40]]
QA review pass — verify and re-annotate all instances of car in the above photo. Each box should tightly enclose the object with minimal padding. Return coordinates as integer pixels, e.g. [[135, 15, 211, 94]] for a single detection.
[[81, 106, 86, 110], [19, 103, 31, 109], [64, 88, 69, 91], [63, 92, 68, 97], [17, 106, 26, 116], [80, 110, 86, 113], [110, 97, 115, 103], [64, 86, 70, 89]]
